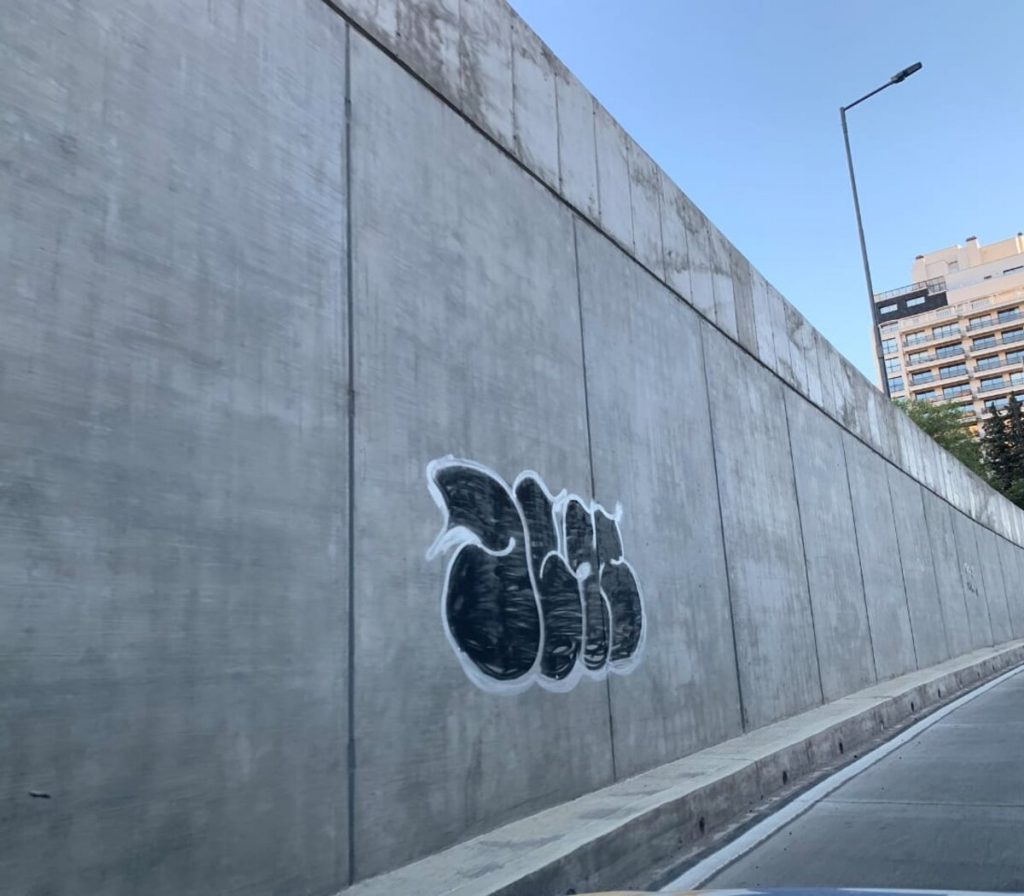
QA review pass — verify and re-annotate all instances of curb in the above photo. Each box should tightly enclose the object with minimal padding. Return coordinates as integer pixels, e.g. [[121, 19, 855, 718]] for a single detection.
[[342, 642, 1024, 896]]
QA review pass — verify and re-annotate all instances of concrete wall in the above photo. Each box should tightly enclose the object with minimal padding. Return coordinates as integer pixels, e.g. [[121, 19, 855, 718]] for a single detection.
[[2, 1, 1024, 894]]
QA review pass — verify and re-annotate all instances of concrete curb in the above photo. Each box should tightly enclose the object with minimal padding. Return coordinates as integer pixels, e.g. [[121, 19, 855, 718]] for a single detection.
[[341, 641, 1024, 896]]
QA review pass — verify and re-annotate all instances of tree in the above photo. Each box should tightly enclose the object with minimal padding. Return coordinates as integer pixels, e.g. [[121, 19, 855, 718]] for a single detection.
[[979, 395, 1024, 508], [894, 398, 988, 480]]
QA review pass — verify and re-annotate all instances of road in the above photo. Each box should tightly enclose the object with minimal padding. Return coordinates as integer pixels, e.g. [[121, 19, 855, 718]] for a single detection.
[[692, 667, 1024, 891]]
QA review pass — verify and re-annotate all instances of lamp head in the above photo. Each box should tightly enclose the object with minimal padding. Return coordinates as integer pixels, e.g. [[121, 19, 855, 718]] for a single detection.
[[891, 62, 923, 84]]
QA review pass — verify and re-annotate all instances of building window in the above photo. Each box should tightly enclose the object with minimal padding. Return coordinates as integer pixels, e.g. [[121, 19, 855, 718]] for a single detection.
[[884, 358, 901, 374], [1007, 350, 1024, 366], [932, 324, 960, 339], [881, 338, 898, 355], [879, 304, 898, 315], [939, 363, 967, 379], [980, 377, 1006, 393], [958, 404, 974, 416], [911, 371, 935, 385], [976, 356, 1002, 371], [998, 308, 1021, 322], [986, 397, 1010, 411], [968, 316, 994, 332], [974, 335, 997, 350], [915, 390, 937, 401], [943, 384, 971, 399], [1003, 328, 1024, 344], [888, 377, 904, 393], [936, 344, 964, 360], [907, 351, 928, 364], [905, 331, 927, 347], [906, 297, 926, 307]]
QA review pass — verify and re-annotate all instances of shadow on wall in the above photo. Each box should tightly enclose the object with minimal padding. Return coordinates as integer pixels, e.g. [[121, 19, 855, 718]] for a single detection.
[[426, 456, 646, 694]]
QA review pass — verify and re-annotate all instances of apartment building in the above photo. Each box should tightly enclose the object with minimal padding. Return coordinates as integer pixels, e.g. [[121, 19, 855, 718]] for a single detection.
[[873, 233, 1024, 427]]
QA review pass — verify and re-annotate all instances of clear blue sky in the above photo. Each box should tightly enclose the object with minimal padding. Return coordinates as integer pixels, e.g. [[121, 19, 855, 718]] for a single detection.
[[509, 0, 1024, 381]]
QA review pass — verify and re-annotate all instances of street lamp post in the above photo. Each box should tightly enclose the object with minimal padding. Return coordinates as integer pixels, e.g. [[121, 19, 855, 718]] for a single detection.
[[841, 61, 923, 397]]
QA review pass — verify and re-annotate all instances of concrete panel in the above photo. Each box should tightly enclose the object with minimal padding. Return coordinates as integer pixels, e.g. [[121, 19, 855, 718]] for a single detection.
[[1006, 540, 1024, 638], [659, 172, 691, 300], [785, 392, 875, 700], [750, 269, 778, 372], [343, 0, 400, 47], [794, 307, 823, 408], [813, 330, 838, 421], [827, 343, 855, 432], [628, 142, 665, 278], [679, 194, 716, 320], [842, 435, 917, 679], [395, 0, 461, 104], [730, 245, 758, 356], [704, 325, 822, 730], [349, 32, 614, 877], [885, 467, 951, 667], [920, 493, 974, 657], [594, 101, 635, 252], [976, 528, 1014, 644], [459, 0, 515, 152], [950, 509, 995, 648], [709, 225, 737, 339], [511, 12, 559, 190], [555, 68, 599, 220], [576, 224, 742, 777], [816, 335, 845, 424], [0, 2, 350, 894]]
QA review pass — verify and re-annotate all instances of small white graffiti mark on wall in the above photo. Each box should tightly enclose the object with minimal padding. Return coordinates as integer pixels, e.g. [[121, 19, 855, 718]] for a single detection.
[[426, 457, 646, 694]]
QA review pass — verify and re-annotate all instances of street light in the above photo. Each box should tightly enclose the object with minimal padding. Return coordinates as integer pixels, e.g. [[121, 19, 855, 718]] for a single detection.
[[841, 61, 923, 396]]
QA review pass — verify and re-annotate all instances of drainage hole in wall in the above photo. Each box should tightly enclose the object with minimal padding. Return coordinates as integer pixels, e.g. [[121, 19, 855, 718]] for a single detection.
[[911, 701, 916, 712], [838, 741, 845, 755], [782, 770, 788, 785], [699, 816, 706, 835]]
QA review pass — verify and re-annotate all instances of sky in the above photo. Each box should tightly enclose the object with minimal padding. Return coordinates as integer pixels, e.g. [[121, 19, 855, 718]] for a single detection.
[[508, 0, 1024, 382]]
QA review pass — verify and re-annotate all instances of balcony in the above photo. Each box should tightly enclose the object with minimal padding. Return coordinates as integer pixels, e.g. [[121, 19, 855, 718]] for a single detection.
[[978, 373, 1024, 394], [966, 310, 1024, 333], [905, 346, 965, 369], [941, 385, 973, 400], [874, 276, 946, 303], [966, 331, 1024, 354], [904, 329, 961, 349]]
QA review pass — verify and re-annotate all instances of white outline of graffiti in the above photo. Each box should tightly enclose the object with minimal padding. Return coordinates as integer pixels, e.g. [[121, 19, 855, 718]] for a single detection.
[[426, 456, 647, 695]]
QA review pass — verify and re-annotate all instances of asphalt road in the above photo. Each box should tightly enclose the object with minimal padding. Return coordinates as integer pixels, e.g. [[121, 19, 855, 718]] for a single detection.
[[702, 668, 1024, 892]]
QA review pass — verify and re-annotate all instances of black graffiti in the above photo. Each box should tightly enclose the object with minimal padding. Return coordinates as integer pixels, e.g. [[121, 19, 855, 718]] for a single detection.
[[426, 458, 645, 692]]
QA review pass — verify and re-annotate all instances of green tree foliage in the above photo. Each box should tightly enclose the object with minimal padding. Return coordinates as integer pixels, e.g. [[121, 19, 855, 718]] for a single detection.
[[894, 398, 988, 480], [979, 395, 1024, 508]]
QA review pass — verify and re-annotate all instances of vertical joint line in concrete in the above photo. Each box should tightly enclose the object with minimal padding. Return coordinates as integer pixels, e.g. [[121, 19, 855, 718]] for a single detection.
[[781, 392, 826, 705], [590, 99, 602, 224], [553, 63, 563, 195], [343, 23, 357, 888], [624, 142, 636, 253], [919, 487, 954, 659], [994, 535, 1019, 640], [840, 434, 879, 682], [698, 322, 748, 731], [884, 464, 919, 671], [571, 217, 617, 781], [948, 508, 976, 648], [971, 527, 997, 646]]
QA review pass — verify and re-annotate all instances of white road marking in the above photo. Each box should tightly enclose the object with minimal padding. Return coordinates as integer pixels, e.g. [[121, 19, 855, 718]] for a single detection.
[[661, 663, 1024, 891]]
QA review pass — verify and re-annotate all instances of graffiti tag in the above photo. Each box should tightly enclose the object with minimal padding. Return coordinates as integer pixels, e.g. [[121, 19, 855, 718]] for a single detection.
[[426, 457, 646, 694]]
